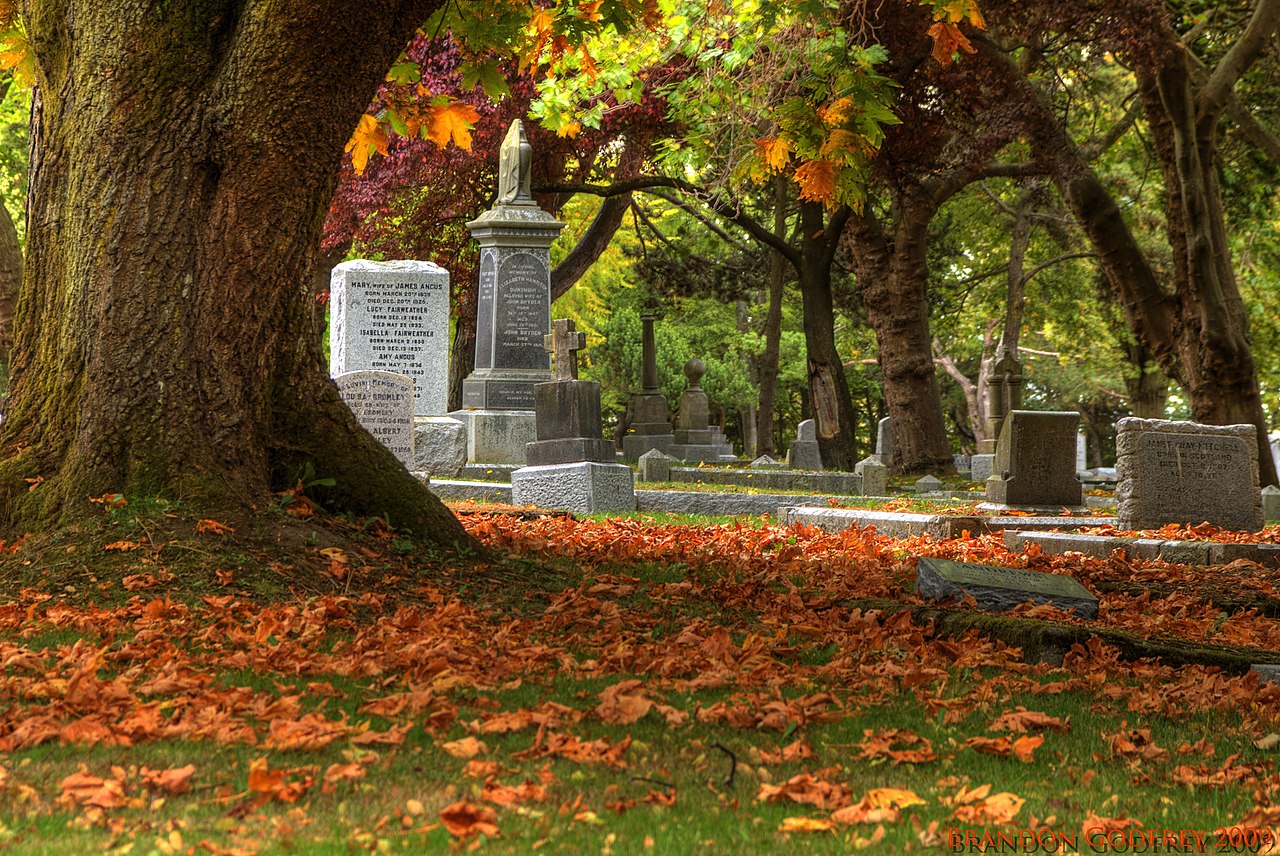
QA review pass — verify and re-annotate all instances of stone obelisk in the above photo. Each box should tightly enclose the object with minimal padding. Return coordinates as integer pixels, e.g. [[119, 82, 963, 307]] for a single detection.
[[449, 120, 565, 464]]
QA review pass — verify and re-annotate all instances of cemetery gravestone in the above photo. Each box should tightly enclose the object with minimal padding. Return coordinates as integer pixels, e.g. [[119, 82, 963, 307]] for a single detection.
[[523, 319, 614, 466], [875, 417, 894, 465], [1116, 418, 1263, 531], [985, 410, 1083, 508], [786, 419, 823, 471], [670, 359, 732, 462], [1076, 433, 1087, 473], [329, 260, 449, 416], [855, 456, 889, 497], [334, 371, 415, 468], [915, 475, 943, 494], [1263, 485, 1280, 522], [916, 556, 1097, 619], [622, 311, 676, 461], [450, 119, 562, 464], [638, 449, 675, 483], [750, 455, 785, 469], [512, 319, 635, 514]]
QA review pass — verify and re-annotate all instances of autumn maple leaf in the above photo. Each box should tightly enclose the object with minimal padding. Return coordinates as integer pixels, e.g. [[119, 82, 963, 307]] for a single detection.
[[425, 102, 481, 150]]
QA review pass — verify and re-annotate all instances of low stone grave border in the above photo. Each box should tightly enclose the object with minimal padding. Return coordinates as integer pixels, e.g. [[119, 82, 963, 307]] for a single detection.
[[777, 506, 1116, 539], [1004, 530, 1280, 567]]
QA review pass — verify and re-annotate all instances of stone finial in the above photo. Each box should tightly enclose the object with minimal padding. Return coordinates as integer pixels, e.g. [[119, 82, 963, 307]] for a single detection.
[[915, 474, 943, 494], [496, 119, 533, 204], [684, 358, 706, 387], [544, 318, 586, 381]]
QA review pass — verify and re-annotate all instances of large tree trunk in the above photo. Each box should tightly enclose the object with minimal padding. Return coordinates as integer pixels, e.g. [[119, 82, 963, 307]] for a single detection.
[[0, 0, 473, 546], [844, 201, 955, 475], [0, 203, 19, 401], [797, 202, 859, 471], [978, 33, 1280, 488]]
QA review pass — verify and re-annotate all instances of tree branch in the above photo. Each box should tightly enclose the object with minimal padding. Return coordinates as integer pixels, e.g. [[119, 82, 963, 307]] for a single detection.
[[550, 193, 630, 301], [1199, 0, 1280, 124]]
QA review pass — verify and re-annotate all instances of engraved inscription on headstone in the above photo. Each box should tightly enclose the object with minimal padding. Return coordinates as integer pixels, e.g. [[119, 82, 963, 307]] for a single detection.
[[473, 250, 496, 370], [1116, 418, 1263, 532], [335, 371, 415, 467], [916, 556, 1097, 619], [330, 260, 450, 416], [494, 252, 552, 371]]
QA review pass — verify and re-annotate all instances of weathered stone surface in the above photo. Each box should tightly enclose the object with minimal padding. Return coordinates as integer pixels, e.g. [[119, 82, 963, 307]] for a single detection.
[[623, 431, 676, 462], [511, 462, 635, 514], [668, 467, 860, 494], [1076, 433, 1087, 473], [532, 379, 603, 440], [1264, 485, 1280, 522], [635, 491, 857, 517], [459, 463, 521, 482], [426, 478, 513, 504], [953, 454, 971, 473], [798, 419, 817, 441], [1252, 664, 1280, 684], [330, 261, 449, 416], [1115, 418, 1263, 532], [413, 416, 467, 477], [638, 449, 675, 482], [875, 417, 894, 464], [1003, 530, 1131, 559], [335, 371, 414, 467], [525, 438, 615, 466], [985, 411, 1083, 507], [915, 475, 943, 494], [970, 453, 995, 483], [916, 556, 1097, 619], [750, 455, 785, 469], [449, 410, 536, 465], [854, 456, 889, 496]]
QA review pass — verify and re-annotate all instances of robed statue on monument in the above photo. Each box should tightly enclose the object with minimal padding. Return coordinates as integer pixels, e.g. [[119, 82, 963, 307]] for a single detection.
[[496, 119, 533, 204]]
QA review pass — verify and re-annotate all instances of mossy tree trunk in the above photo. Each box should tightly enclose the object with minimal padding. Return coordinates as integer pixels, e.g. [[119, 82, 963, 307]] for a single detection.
[[0, 0, 473, 547], [0, 202, 19, 400]]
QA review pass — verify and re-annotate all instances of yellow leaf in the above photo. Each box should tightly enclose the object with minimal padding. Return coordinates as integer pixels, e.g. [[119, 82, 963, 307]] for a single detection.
[[794, 159, 838, 205], [779, 816, 836, 833], [558, 121, 582, 139], [820, 97, 854, 126], [344, 114, 387, 175], [754, 138, 793, 172], [425, 102, 481, 151], [865, 788, 926, 810], [441, 736, 488, 759]]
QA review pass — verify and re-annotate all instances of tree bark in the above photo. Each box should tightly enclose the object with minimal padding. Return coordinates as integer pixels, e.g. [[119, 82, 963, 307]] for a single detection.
[[0, 203, 20, 401], [0, 0, 474, 546], [798, 202, 860, 471], [844, 198, 955, 475]]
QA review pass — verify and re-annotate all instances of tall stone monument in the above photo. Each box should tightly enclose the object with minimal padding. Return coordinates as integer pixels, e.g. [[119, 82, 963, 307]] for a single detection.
[[972, 350, 1023, 482], [670, 359, 733, 462], [622, 311, 676, 461], [450, 120, 564, 464], [512, 319, 635, 514]]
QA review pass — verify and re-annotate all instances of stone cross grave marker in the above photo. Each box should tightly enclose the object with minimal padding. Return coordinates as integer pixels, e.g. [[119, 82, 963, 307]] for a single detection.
[[916, 556, 1097, 619], [335, 371, 414, 467], [545, 318, 586, 381], [1116, 418, 1262, 531], [330, 260, 449, 416]]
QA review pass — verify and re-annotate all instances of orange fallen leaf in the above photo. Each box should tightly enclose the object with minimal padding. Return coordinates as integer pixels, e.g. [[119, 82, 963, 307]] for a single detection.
[[140, 764, 195, 795], [59, 770, 127, 808], [440, 800, 499, 839], [441, 736, 488, 759]]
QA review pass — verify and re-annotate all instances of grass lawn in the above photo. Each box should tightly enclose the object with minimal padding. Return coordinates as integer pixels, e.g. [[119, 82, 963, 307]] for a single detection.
[[0, 502, 1279, 853]]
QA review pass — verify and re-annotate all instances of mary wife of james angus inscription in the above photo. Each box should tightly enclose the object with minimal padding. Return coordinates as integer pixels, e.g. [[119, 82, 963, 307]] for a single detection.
[[329, 260, 451, 417]]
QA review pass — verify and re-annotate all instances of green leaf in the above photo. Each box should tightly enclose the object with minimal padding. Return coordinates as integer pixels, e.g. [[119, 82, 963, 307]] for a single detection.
[[385, 61, 421, 86]]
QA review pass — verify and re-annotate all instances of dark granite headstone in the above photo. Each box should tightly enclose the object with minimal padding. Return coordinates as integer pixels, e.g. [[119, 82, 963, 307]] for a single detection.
[[916, 556, 1097, 619], [524, 319, 614, 466], [985, 410, 1083, 507]]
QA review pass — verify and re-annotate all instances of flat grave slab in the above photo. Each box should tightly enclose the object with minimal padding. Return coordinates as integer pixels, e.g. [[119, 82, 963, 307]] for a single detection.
[[1005, 529, 1280, 568], [916, 556, 1098, 619], [778, 507, 1117, 539]]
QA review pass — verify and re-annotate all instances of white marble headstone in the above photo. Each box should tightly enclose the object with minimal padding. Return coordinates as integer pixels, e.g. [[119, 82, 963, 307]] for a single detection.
[[335, 371, 415, 467], [330, 260, 450, 416]]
